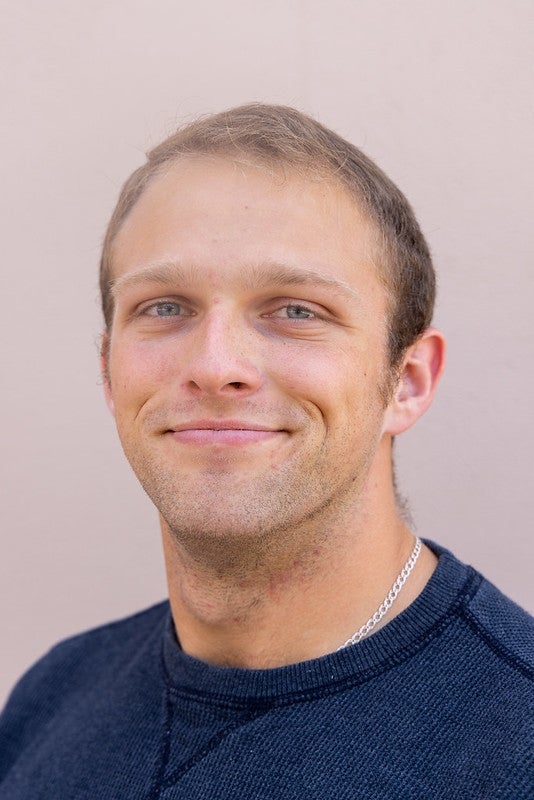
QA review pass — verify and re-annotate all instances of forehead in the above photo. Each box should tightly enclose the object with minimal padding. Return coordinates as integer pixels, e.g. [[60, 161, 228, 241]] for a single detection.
[[111, 156, 385, 305]]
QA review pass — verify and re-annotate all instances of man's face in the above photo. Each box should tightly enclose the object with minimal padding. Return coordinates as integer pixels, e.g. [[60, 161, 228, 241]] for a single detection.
[[105, 157, 396, 543]]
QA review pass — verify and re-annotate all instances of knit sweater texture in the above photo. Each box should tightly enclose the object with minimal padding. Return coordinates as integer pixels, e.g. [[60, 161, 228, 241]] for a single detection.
[[0, 542, 532, 799]]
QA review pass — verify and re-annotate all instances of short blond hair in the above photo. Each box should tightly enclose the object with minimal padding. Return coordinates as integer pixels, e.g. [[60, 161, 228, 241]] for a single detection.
[[100, 103, 435, 366]]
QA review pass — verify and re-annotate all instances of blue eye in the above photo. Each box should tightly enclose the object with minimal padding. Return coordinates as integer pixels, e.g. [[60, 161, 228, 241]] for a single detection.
[[285, 305, 315, 319], [146, 302, 184, 317]]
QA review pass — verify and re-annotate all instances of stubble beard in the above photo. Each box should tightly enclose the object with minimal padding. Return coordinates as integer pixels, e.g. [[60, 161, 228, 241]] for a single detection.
[[114, 361, 394, 572], [120, 419, 384, 574]]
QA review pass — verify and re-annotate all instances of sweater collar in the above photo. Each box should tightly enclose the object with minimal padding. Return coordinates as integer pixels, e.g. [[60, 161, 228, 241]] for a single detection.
[[162, 541, 478, 703]]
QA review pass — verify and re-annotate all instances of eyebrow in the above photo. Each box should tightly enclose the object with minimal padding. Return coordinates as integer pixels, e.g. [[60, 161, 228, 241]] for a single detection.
[[111, 260, 363, 304]]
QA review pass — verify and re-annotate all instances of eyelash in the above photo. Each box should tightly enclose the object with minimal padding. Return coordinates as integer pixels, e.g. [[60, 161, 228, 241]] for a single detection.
[[142, 301, 189, 318], [266, 303, 318, 320], [134, 298, 325, 323]]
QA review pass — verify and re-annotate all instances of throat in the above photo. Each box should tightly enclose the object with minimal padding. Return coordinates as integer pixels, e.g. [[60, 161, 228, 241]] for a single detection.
[[160, 516, 436, 669], [162, 523, 327, 626]]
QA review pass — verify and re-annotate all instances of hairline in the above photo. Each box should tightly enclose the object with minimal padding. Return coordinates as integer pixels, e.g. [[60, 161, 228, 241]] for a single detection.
[[103, 152, 397, 339]]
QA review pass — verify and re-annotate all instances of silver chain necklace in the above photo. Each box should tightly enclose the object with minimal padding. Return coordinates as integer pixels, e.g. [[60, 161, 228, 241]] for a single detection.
[[338, 536, 422, 649]]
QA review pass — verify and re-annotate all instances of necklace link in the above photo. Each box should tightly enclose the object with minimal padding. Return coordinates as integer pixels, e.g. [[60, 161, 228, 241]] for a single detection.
[[338, 536, 422, 649]]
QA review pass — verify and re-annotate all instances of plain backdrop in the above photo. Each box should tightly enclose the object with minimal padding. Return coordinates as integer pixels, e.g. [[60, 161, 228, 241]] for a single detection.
[[1, 0, 532, 707]]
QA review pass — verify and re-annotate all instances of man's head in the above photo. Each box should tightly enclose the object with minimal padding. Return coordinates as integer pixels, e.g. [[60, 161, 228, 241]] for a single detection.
[[99, 105, 444, 547], [100, 104, 435, 370]]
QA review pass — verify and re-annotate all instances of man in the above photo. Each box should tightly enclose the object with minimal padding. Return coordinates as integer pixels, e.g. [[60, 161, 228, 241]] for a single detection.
[[1, 104, 532, 799]]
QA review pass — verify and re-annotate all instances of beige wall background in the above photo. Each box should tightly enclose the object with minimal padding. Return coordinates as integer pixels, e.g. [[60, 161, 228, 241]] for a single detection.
[[1, 0, 532, 706]]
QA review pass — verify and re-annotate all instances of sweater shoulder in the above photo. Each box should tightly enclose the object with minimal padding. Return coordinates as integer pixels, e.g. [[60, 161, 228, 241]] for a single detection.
[[0, 602, 170, 786], [2, 600, 169, 712], [462, 574, 534, 678], [39, 599, 168, 665]]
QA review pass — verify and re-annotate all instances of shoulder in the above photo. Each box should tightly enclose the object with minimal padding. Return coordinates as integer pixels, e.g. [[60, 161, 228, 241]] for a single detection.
[[28, 599, 167, 671], [429, 541, 534, 678], [1, 600, 169, 719], [50, 598, 170, 659], [462, 573, 534, 677], [0, 601, 170, 786]]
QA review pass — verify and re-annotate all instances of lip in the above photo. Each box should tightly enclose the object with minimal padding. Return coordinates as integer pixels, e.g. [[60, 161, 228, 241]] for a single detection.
[[168, 420, 285, 446]]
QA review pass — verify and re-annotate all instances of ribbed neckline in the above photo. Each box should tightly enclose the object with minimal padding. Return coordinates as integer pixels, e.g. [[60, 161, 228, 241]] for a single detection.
[[162, 541, 478, 703]]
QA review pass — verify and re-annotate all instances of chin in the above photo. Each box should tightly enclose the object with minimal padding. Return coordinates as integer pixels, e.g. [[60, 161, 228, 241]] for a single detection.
[[160, 495, 294, 543]]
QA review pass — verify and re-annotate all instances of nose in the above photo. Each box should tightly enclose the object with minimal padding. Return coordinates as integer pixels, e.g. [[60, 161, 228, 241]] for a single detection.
[[181, 307, 263, 397]]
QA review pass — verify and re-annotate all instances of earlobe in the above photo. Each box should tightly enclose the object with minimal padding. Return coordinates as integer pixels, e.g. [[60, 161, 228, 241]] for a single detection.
[[100, 332, 115, 417], [383, 327, 446, 436]]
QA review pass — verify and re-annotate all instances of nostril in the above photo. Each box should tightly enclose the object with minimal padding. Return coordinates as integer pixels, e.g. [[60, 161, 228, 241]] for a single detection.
[[229, 381, 244, 389]]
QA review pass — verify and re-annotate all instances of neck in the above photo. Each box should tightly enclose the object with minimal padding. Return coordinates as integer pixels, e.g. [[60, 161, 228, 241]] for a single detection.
[[161, 463, 437, 669]]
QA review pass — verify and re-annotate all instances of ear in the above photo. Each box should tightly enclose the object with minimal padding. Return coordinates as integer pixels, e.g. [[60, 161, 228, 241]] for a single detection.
[[383, 327, 445, 436], [100, 332, 115, 417]]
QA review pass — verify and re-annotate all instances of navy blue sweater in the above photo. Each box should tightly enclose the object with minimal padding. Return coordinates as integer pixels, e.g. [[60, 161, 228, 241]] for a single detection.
[[1, 543, 533, 799]]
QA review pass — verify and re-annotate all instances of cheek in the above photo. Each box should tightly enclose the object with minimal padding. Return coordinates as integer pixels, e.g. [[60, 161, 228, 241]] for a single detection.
[[109, 340, 172, 405], [288, 350, 388, 432], [269, 348, 355, 420]]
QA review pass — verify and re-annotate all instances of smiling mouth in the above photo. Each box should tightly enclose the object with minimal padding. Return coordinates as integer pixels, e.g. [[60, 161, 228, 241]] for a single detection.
[[168, 421, 285, 446]]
